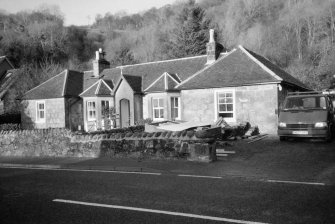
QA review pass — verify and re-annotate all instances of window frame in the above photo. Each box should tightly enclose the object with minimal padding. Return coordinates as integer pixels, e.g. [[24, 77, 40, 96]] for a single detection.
[[170, 97, 181, 120], [214, 89, 236, 122], [36, 100, 46, 123], [152, 98, 165, 121], [101, 100, 111, 119], [87, 100, 97, 121]]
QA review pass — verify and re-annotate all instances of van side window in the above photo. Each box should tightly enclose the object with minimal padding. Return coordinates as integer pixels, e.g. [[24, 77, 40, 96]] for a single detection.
[[320, 97, 326, 109]]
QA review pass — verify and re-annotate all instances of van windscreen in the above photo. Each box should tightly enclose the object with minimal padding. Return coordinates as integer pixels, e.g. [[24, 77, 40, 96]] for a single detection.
[[283, 96, 326, 110]]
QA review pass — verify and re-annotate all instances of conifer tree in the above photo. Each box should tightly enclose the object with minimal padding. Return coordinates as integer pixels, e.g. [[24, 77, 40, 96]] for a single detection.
[[170, 1, 213, 58]]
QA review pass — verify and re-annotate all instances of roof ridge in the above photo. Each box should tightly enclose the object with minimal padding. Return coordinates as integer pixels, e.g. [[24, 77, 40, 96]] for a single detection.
[[238, 45, 282, 81], [62, 69, 69, 97], [117, 55, 207, 69], [95, 79, 102, 95], [176, 49, 236, 88], [0, 56, 15, 69]]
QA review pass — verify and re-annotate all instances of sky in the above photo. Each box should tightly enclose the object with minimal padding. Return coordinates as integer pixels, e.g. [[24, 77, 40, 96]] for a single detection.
[[0, 0, 178, 26]]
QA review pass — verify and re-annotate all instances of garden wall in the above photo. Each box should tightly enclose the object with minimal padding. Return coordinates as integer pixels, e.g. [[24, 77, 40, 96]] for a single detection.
[[0, 128, 217, 162]]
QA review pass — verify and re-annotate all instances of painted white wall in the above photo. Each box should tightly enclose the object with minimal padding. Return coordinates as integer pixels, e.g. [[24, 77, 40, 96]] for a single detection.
[[115, 79, 134, 126]]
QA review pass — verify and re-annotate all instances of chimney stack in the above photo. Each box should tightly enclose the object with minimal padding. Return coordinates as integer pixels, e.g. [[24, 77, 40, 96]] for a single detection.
[[93, 48, 110, 77], [206, 29, 223, 65]]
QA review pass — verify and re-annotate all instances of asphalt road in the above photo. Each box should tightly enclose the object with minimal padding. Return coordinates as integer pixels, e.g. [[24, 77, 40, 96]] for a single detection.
[[0, 168, 334, 224]]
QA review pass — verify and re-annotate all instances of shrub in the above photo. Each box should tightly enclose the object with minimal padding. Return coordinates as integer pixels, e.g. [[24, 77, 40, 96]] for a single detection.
[[0, 113, 21, 125], [0, 123, 21, 131]]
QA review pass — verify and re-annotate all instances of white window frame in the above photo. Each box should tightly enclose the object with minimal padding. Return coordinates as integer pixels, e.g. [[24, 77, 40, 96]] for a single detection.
[[152, 98, 164, 121], [170, 97, 181, 120], [87, 100, 97, 121], [214, 89, 236, 122], [101, 100, 111, 119], [36, 100, 46, 123]]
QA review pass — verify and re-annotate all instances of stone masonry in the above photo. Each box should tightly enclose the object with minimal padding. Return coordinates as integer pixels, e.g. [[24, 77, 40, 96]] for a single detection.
[[0, 128, 217, 162]]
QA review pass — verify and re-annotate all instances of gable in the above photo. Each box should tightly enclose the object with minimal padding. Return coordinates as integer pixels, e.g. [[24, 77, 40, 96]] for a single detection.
[[80, 79, 113, 97], [114, 78, 134, 97], [96, 80, 113, 96], [145, 73, 180, 92]]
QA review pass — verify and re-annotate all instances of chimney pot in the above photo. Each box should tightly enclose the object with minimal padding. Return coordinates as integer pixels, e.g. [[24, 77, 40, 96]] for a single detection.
[[209, 29, 215, 43]]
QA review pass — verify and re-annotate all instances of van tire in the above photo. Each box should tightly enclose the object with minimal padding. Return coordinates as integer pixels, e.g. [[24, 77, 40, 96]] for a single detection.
[[325, 126, 333, 142]]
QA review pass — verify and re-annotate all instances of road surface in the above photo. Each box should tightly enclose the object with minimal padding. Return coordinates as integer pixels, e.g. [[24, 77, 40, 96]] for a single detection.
[[1, 167, 334, 224]]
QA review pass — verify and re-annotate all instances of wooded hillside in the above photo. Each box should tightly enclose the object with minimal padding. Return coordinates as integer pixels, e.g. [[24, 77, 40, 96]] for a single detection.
[[1, 0, 334, 108]]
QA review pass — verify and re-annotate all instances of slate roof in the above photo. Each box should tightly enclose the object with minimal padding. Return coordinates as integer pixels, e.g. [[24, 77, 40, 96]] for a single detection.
[[83, 71, 99, 91], [243, 47, 308, 89], [102, 55, 208, 91], [22, 45, 308, 100], [123, 75, 142, 93], [176, 46, 309, 90], [22, 70, 84, 100]]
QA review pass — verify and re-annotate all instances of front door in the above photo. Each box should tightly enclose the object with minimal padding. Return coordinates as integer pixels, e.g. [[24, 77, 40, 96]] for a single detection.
[[120, 99, 130, 127]]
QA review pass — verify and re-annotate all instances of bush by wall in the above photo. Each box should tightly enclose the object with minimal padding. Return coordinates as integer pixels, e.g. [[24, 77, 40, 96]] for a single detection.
[[0, 123, 21, 131]]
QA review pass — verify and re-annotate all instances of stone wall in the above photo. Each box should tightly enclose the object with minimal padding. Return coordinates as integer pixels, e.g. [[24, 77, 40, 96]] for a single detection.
[[0, 129, 216, 162]]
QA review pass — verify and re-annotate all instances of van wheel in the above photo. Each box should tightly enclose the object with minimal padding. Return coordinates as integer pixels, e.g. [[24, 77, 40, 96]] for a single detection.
[[325, 126, 333, 142], [279, 136, 286, 141]]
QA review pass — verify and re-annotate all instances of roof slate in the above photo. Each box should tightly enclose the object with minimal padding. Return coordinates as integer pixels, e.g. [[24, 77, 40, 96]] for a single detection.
[[123, 75, 142, 93], [22, 45, 308, 100], [22, 70, 84, 100], [63, 70, 84, 97], [83, 71, 99, 91], [102, 55, 207, 91], [177, 46, 309, 90], [80, 81, 99, 97], [243, 48, 309, 89]]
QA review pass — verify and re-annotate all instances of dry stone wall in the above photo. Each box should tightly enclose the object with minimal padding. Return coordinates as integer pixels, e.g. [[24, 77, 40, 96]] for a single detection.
[[0, 128, 217, 162]]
